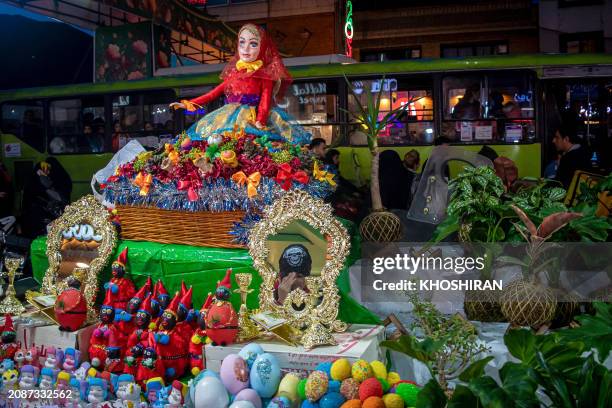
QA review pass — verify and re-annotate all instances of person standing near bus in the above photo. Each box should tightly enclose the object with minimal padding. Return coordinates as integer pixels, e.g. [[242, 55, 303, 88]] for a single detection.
[[552, 125, 592, 189]]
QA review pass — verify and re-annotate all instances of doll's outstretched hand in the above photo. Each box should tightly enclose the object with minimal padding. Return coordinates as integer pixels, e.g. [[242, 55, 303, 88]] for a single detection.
[[169, 102, 186, 110], [255, 121, 265, 130]]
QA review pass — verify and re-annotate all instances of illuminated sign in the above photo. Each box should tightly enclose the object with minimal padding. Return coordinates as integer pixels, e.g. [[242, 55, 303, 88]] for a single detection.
[[292, 83, 327, 105], [344, 1, 353, 58], [513, 92, 532, 103], [186, 0, 207, 5]]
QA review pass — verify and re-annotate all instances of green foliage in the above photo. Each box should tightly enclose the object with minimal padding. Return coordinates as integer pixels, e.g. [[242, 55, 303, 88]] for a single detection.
[[407, 306, 612, 408]]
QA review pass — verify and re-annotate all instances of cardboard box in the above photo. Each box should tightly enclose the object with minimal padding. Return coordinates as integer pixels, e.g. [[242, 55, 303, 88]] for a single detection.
[[206, 324, 384, 375]]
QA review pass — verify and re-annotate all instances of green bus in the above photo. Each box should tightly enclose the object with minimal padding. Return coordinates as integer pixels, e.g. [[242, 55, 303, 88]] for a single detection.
[[1, 53, 611, 214]]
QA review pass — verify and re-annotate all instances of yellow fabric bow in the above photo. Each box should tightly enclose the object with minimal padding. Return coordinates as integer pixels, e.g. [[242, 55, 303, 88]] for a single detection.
[[133, 172, 153, 196], [231, 171, 261, 198], [313, 161, 336, 186], [236, 59, 263, 73]]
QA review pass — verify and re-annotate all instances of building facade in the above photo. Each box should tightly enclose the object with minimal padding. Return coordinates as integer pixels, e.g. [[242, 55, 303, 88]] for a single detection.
[[539, 0, 612, 54]]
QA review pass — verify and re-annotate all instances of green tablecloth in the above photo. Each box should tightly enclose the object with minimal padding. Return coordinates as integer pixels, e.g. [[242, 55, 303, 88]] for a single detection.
[[30, 226, 379, 325]]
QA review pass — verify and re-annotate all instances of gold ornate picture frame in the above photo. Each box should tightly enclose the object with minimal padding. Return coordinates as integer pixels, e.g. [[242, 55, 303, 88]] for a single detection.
[[41, 195, 117, 323], [248, 190, 351, 348]]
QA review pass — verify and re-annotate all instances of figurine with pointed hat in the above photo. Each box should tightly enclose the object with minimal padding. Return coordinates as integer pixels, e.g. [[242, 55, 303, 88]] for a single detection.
[[137, 333, 164, 388], [88, 288, 119, 370], [0, 314, 18, 360], [205, 269, 239, 346], [189, 293, 213, 376], [124, 293, 155, 376], [153, 292, 189, 382], [117, 277, 153, 339], [54, 275, 88, 332], [151, 280, 171, 330], [104, 247, 136, 311], [175, 285, 195, 344]]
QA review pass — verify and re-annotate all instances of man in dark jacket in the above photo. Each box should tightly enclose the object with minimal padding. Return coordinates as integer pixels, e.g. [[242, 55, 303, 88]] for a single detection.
[[552, 127, 592, 189]]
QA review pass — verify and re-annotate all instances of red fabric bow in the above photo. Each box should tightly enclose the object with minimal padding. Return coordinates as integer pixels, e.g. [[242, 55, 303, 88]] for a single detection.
[[177, 180, 199, 202], [275, 163, 309, 190]]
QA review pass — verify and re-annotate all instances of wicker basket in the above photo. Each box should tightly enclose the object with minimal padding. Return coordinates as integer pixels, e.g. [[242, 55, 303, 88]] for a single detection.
[[116, 205, 246, 249]]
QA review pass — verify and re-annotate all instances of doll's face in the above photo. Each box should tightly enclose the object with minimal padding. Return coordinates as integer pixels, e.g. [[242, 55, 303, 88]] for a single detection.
[[135, 311, 151, 328], [130, 344, 144, 358], [25, 350, 36, 364], [168, 388, 182, 404], [39, 374, 53, 389], [161, 311, 176, 330], [14, 351, 24, 364], [112, 263, 125, 278], [238, 27, 261, 63], [88, 385, 105, 403], [3, 369, 17, 385], [127, 298, 141, 314], [45, 354, 58, 368], [100, 306, 115, 323], [19, 372, 36, 389], [63, 355, 75, 370]]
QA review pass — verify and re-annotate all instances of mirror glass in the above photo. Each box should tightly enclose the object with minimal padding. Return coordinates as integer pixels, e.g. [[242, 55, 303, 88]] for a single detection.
[[58, 223, 103, 281]]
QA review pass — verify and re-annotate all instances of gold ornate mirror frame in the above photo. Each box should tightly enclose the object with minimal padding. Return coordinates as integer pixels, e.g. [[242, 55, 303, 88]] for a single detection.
[[41, 195, 117, 322], [248, 190, 351, 348]]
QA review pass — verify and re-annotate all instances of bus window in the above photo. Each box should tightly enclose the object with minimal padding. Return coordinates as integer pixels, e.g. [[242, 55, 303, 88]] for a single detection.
[[348, 77, 434, 145], [112, 91, 176, 150], [1, 101, 45, 152], [281, 80, 339, 145], [442, 73, 535, 143], [49, 97, 106, 154]]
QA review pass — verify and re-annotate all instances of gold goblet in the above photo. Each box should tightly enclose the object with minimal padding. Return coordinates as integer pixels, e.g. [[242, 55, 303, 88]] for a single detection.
[[233, 273, 259, 342], [234, 273, 254, 306], [0, 255, 25, 315]]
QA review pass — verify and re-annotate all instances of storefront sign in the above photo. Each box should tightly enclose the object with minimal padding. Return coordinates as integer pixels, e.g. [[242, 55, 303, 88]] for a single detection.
[[475, 125, 493, 140], [460, 123, 473, 141], [505, 124, 523, 143], [345, 1, 353, 58], [3, 143, 21, 158], [292, 83, 327, 105]]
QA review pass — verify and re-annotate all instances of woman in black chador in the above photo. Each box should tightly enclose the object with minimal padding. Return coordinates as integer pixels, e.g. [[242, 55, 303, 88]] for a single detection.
[[275, 244, 312, 304]]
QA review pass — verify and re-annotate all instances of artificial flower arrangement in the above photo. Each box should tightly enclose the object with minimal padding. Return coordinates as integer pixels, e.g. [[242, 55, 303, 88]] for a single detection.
[[101, 129, 337, 244]]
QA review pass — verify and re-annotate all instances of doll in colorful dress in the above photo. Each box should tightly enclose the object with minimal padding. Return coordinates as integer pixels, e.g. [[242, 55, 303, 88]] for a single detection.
[[104, 247, 136, 312], [170, 23, 310, 146]]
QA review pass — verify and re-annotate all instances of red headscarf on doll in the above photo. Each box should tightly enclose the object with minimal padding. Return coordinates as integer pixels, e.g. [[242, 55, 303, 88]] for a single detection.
[[221, 24, 292, 103]]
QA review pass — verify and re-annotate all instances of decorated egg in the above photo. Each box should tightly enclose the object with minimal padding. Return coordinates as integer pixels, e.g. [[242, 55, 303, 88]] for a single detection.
[[370, 361, 387, 381], [351, 360, 373, 383], [340, 400, 361, 408], [239, 343, 264, 369], [340, 378, 360, 400], [362, 396, 385, 408], [267, 396, 291, 408], [191, 375, 229, 408], [297, 378, 308, 400], [386, 372, 401, 387], [331, 359, 352, 381], [306, 371, 329, 402], [220, 354, 250, 395], [320, 391, 346, 408], [230, 402, 256, 408], [315, 362, 333, 378], [250, 353, 281, 398], [395, 383, 420, 407], [277, 373, 300, 403], [329, 380, 341, 393], [358, 378, 383, 402], [234, 388, 262, 408], [382, 394, 404, 408]]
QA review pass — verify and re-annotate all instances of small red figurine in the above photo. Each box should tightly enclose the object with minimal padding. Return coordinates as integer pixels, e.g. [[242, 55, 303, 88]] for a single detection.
[[137, 334, 164, 388], [88, 288, 119, 370], [117, 277, 152, 337], [189, 293, 212, 376], [54, 276, 88, 332], [104, 247, 136, 311], [0, 314, 19, 360], [175, 286, 195, 345], [153, 294, 189, 382], [151, 280, 171, 329], [124, 294, 154, 376], [205, 269, 239, 346]]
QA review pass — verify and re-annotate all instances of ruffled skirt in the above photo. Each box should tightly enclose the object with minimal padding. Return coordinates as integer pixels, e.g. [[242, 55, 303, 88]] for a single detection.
[[186, 103, 311, 145]]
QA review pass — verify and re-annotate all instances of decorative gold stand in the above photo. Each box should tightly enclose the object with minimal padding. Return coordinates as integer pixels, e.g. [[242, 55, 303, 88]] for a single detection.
[[0, 256, 25, 315], [234, 273, 260, 343]]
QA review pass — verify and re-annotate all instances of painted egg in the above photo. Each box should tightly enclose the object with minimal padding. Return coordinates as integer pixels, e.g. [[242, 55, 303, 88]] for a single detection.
[[386, 372, 401, 387], [329, 380, 341, 393], [305, 371, 329, 402], [267, 396, 291, 408], [230, 402, 256, 408], [340, 378, 360, 400], [239, 343, 265, 369], [340, 400, 361, 408], [277, 372, 300, 403], [362, 396, 385, 408], [315, 361, 333, 378], [331, 359, 352, 381], [320, 391, 346, 408], [382, 394, 404, 408], [220, 354, 250, 395], [234, 388, 262, 408], [250, 353, 281, 398], [192, 375, 229, 408], [351, 360, 373, 383], [370, 361, 387, 381], [207, 134, 223, 145], [297, 378, 308, 400]]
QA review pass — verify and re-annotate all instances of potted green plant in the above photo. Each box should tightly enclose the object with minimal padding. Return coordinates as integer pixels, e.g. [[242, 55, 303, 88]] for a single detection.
[[343, 76, 420, 242]]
